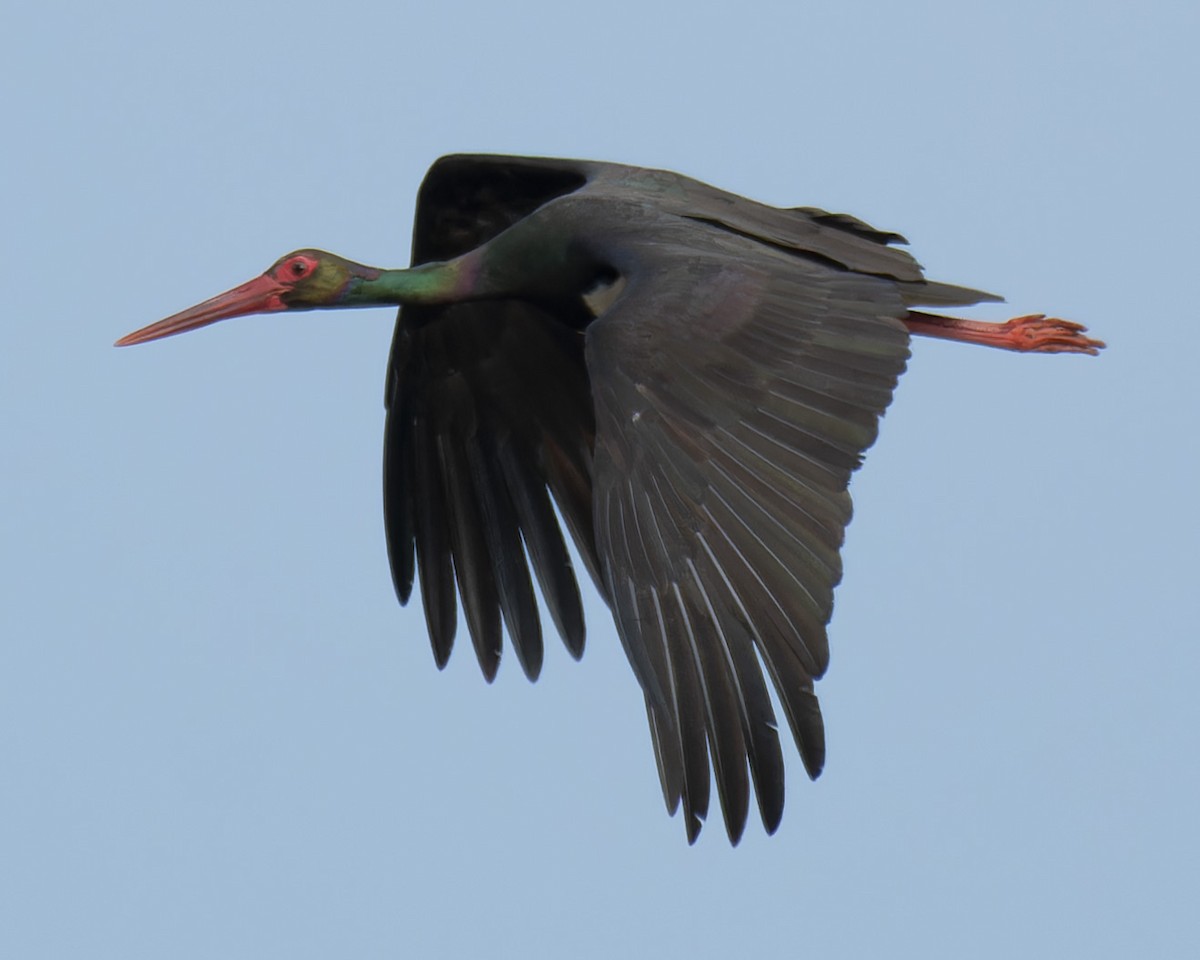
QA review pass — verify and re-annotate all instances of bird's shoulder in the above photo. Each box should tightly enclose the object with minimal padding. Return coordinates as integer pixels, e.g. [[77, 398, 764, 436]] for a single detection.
[[414, 155, 926, 282]]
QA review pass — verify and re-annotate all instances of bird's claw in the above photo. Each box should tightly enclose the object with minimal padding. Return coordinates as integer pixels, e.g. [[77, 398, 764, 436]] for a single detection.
[[1001, 314, 1106, 355]]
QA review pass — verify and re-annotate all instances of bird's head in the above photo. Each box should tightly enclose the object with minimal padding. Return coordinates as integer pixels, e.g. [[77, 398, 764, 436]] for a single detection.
[[115, 249, 381, 346]]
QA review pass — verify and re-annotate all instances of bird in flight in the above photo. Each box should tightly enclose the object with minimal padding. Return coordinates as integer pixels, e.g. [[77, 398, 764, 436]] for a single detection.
[[118, 155, 1103, 844]]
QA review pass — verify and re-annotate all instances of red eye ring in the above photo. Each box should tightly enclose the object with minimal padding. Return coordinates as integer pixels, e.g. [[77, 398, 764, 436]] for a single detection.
[[272, 252, 318, 283]]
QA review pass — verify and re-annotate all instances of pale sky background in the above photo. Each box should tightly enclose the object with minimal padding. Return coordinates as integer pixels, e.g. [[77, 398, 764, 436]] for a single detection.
[[4, 1, 1198, 957]]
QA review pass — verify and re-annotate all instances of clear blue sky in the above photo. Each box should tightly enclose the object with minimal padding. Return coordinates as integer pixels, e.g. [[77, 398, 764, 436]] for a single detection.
[[4, 1, 1197, 957]]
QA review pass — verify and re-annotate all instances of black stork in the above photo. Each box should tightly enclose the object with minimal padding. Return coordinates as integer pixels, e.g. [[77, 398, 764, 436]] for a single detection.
[[118, 155, 1104, 844]]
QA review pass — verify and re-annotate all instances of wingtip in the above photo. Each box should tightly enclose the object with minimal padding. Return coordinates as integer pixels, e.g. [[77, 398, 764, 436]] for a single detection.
[[514, 642, 544, 682], [564, 625, 586, 661], [394, 577, 414, 606], [801, 748, 825, 781], [479, 655, 500, 683], [725, 817, 747, 847]]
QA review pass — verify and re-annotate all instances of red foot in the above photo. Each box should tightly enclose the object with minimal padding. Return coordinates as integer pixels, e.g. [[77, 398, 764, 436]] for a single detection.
[[997, 314, 1106, 355], [904, 311, 1105, 356]]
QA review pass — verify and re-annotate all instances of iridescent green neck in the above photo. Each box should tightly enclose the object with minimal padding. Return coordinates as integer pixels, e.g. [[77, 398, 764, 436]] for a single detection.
[[342, 258, 477, 307]]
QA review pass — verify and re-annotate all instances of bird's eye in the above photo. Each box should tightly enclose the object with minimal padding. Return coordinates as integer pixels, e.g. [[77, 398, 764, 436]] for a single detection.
[[291, 260, 308, 276]]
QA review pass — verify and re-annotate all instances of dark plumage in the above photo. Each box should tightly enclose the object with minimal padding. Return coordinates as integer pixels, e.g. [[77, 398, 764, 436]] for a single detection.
[[119, 155, 1103, 843]]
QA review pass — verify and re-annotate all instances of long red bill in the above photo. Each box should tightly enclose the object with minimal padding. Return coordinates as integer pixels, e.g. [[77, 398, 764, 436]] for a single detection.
[[115, 273, 290, 347]]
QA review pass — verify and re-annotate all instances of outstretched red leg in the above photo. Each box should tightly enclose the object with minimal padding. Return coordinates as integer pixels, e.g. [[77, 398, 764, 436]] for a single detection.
[[904, 311, 1105, 356]]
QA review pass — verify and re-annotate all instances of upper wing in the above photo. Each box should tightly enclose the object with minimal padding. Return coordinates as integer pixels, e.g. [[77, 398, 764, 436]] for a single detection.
[[382, 156, 604, 680], [586, 238, 911, 843]]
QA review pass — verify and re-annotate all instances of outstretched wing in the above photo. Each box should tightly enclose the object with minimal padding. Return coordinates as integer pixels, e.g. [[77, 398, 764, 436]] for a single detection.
[[382, 156, 604, 680], [586, 236, 911, 843]]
